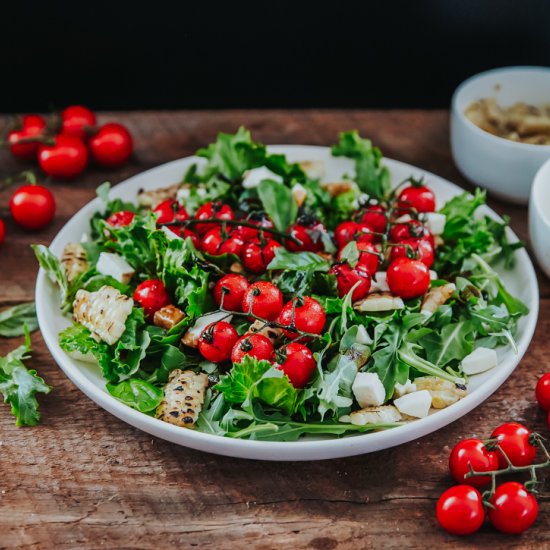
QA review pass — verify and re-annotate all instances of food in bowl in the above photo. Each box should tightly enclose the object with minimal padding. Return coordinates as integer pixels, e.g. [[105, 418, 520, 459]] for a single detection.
[[465, 98, 550, 145], [33, 128, 528, 441]]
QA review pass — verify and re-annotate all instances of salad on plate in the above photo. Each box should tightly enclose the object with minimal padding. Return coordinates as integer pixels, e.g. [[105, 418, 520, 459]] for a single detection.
[[33, 128, 529, 441]]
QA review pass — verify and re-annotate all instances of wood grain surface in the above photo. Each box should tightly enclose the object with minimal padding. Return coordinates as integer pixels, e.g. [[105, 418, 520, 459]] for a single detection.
[[0, 110, 548, 549]]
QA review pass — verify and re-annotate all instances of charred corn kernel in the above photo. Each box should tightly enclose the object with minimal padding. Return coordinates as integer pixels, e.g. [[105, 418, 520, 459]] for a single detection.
[[61, 243, 88, 282], [73, 285, 133, 345], [153, 304, 185, 331], [156, 369, 208, 428], [421, 283, 456, 315], [414, 376, 468, 409], [137, 183, 180, 208]]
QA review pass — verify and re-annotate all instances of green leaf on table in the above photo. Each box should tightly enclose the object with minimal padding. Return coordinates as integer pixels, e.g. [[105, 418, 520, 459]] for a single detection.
[[0, 327, 51, 426], [106, 379, 163, 413], [0, 302, 38, 337], [257, 179, 298, 232]]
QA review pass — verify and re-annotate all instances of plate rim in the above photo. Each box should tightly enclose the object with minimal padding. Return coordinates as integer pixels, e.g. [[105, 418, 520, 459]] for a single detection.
[[35, 145, 540, 460]]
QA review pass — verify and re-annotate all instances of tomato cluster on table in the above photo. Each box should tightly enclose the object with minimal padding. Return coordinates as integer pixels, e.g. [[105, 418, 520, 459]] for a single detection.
[[105, 182, 438, 389]]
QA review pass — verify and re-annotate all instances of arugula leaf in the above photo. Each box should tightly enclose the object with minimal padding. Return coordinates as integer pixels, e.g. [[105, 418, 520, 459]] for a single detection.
[[0, 302, 38, 337], [32, 244, 70, 308], [0, 327, 51, 426], [420, 321, 476, 367], [195, 391, 226, 435], [331, 130, 390, 199], [257, 179, 298, 232], [106, 379, 163, 413]]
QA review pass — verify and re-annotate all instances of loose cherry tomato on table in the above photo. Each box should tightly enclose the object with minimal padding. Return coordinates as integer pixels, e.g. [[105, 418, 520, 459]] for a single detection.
[[436, 485, 485, 536], [38, 133, 88, 179], [278, 296, 326, 338], [275, 342, 316, 388], [133, 279, 171, 318], [329, 263, 371, 301], [153, 199, 189, 225], [106, 210, 135, 227], [198, 321, 239, 363], [214, 274, 250, 311], [231, 333, 274, 364], [286, 220, 327, 253], [386, 257, 430, 299], [334, 221, 358, 249], [0, 219, 5, 244], [397, 185, 436, 213], [9, 184, 56, 231], [535, 372, 550, 410], [390, 237, 435, 268], [194, 201, 235, 236], [358, 203, 387, 233], [61, 105, 96, 138], [491, 422, 537, 468], [7, 114, 47, 160], [241, 238, 281, 274], [449, 438, 500, 487], [89, 123, 133, 168], [242, 281, 283, 321], [488, 482, 538, 535]]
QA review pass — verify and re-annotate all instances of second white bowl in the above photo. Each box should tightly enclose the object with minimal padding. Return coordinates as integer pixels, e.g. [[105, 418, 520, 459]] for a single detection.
[[529, 157, 550, 277]]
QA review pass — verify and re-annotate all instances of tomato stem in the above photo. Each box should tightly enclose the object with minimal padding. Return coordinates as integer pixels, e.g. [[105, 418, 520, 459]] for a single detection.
[[0, 170, 37, 191]]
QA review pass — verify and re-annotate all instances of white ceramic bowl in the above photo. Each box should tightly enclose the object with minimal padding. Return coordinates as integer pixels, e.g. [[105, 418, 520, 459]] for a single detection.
[[451, 66, 550, 204], [529, 157, 550, 277], [35, 146, 539, 461]]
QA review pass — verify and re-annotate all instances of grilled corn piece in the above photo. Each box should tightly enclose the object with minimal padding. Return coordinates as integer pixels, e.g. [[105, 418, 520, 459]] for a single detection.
[[320, 181, 354, 197], [73, 285, 133, 345], [153, 304, 185, 331], [340, 405, 402, 426], [421, 283, 456, 315], [137, 183, 180, 209], [61, 243, 88, 283], [156, 369, 208, 428], [248, 319, 283, 344], [414, 376, 468, 409], [354, 292, 405, 312]]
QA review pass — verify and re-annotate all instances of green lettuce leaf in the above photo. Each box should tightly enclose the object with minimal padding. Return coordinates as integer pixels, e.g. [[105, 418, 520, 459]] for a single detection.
[[0, 302, 38, 337], [106, 379, 163, 413], [257, 179, 298, 232]]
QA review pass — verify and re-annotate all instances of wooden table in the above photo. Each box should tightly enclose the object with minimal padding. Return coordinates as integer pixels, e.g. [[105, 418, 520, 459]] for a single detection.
[[0, 110, 548, 549]]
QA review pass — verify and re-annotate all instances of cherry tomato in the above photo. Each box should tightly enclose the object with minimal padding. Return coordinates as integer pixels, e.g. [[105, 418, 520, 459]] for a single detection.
[[355, 222, 377, 244], [436, 485, 485, 536], [535, 372, 550, 411], [0, 219, 5, 245], [61, 105, 96, 138], [449, 439, 499, 487], [237, 214, 273, 240], [153, 199, 189, 225], [198, 321, 239, 363], [214, 274, 250, 311], [488, 482, 538, 535], [491, 422, 537, 468], [241, 238, 281, 274], [278, 296, 326, 338], [359, 203, 387, 233], [106, 210, 135, 227], [201, 227, 244, 256], [9, 184, 56, 231], [397, 185, 436, 213], [387, 257, 430, 299], [356, 241, 380, 274], [242, 281, 283, 321], [329, 263, 371, 301], [194, 201, 235, 236], [275, 342, 316, 388], [334, 221, 358, 249], [89, 123, 133, 168], [286, 221, 327, 253], [390, 220, 432, 245], [7, 114, 47, 160], [181, 228, 200, 248], [390, 237, 435, 268], [38, 133, 88, 179], [133, 279, 171, 318], [231, 333, 274, 364]]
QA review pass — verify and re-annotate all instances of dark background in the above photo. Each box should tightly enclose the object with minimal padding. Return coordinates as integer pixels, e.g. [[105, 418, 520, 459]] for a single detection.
[[2, 1, 549, 113]]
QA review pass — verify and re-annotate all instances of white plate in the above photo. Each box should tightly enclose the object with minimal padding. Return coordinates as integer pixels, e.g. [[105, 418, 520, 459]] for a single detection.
[[36, 146, 539, 461]]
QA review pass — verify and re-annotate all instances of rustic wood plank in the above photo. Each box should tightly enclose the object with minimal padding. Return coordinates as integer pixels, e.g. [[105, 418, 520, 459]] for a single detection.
[[0, 110, 548, 549]]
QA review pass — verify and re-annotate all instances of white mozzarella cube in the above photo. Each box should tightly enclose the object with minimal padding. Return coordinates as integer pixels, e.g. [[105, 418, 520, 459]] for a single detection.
[[177, 187, 191, 202], [96, 252, 135, 284], [242, 166, 283, 189], [370, 272, 390, 293], [352, 372, 386, 407], [393, 379, 417, 398], [429, 270, 438, 280], [394, 390, 432, 418], [461, 347, 498, 375], [424, 213, 446, 235]]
